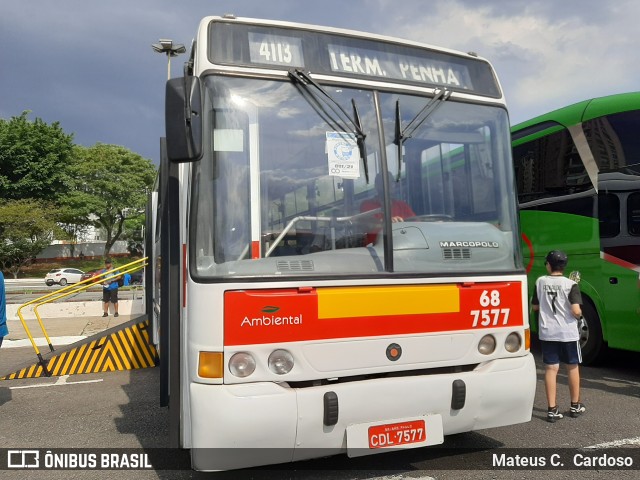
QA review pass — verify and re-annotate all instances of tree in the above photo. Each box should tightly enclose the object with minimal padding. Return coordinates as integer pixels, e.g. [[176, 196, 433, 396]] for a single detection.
[[55, 189, 95, 257], [121, 216, 145, 256], [0, 200, 60, 278], [0, 111, 74, 202], [65, 144, 156, 258]]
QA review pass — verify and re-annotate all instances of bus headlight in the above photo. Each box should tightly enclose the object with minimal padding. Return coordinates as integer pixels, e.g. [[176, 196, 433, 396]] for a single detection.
[[229, 352, 256, 378], [268, 349, 294, 375], [504, 332, 522, 353], [478, 335, 496, 355]]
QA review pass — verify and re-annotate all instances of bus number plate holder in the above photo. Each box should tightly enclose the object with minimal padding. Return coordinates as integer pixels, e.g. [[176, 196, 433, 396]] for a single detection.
[[346, 414, 443, 457]]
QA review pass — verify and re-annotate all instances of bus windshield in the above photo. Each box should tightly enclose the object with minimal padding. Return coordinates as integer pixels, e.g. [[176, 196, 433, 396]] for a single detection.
[[191, 75, 520, 278]]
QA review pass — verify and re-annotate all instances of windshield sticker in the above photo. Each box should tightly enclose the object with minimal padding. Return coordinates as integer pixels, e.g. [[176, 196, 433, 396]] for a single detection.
[[326, 131, 360, 179]]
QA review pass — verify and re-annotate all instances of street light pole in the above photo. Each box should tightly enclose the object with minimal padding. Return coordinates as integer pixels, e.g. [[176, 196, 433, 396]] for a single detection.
[[151, 39, 186, 81]]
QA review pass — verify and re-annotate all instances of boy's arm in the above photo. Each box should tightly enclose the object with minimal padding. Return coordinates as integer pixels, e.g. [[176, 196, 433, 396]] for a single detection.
[[531, 284, 539, 311], [569, 284, 582, 319], [571, 303, 582, 319]]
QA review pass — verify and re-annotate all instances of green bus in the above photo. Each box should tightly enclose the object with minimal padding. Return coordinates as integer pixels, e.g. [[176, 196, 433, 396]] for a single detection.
[[512, 92, 640, 364]]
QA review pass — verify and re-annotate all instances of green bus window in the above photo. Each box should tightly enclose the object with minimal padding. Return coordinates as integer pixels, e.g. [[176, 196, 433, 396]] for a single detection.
[[627, 192, 640, 236], [599, 193, 620, 238]]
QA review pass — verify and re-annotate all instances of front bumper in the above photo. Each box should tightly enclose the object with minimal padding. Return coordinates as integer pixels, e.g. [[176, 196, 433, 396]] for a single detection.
[[190, 353, 536, 471]]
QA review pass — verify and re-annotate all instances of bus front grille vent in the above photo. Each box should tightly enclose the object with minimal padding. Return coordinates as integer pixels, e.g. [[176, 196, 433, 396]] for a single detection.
[[442, 248, 471, 260], [277, 260, 315, 272]]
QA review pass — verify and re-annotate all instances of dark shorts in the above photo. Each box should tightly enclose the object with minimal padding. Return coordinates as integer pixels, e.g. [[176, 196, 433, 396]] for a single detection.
[[541, 340, 582, 365], [102, 288, 119, 304]]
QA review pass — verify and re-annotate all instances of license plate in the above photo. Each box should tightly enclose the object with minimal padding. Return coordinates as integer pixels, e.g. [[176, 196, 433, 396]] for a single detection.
[[368, 420, 425, 448], [346, 414, 443, 457]]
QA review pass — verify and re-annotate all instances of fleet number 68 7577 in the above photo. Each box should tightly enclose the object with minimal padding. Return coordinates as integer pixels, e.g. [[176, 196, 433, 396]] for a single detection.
[[470, 289, 510, 327]]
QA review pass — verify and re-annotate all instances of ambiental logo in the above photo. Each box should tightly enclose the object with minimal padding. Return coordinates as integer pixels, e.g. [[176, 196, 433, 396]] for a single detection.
[[241, 305, 303, 327]]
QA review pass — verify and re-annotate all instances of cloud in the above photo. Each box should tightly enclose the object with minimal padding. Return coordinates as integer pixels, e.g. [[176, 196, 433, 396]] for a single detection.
[[1, 0, 638, 163], [373, 0, 640, 123]]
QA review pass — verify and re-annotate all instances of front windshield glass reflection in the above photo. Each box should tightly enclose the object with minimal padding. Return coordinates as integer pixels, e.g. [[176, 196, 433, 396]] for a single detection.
[[191, 76, 521, 278]]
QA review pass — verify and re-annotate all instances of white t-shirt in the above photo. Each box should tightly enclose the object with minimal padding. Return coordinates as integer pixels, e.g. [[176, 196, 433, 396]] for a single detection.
[[532, 275, 582, 342]]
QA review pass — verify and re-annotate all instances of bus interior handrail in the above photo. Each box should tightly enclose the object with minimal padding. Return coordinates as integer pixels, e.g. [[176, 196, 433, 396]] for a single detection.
[[263, 209, 381, 258]]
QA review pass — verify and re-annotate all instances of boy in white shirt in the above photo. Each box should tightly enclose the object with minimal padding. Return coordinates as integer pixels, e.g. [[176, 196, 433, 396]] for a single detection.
[[532, 250, 586, 423]]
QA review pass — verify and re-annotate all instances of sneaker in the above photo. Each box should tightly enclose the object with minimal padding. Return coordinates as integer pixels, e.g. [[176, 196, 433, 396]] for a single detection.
[[547, 406, 563, 423], [102, 312, 108, 317], [570, 402, 586, 418], [114, 312, 119, 318]]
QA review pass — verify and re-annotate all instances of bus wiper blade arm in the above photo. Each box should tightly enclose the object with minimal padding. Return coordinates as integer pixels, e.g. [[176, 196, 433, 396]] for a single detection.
[[396, 88, 451, 142], [352, 98, 369, 183], [289, 69, 366, 140], [393, 88, 450, 181], [289, 69, 369, 181]]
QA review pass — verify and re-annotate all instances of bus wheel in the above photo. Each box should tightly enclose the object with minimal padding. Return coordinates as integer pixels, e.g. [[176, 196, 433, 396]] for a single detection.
[[579, 300, 606, 365]]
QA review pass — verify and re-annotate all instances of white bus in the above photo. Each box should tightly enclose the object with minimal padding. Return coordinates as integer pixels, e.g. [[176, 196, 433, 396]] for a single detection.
[[150, 15, 536, 471]]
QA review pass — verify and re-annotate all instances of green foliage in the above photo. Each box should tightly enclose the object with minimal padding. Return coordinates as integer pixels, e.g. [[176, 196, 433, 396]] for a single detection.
[[0, 110, 157, 266], [121, 216, 145, 256], [55, 177, 95, 248], [0, 199, 60, 278], [64, 143, 156, 257], [0, 111, 74, 202]]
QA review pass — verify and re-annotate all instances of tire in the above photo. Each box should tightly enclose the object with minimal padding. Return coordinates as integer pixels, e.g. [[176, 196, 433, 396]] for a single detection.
[[59, 278, 68, 286], [579, 300, 606, 365], [46, 280, 54, 286]]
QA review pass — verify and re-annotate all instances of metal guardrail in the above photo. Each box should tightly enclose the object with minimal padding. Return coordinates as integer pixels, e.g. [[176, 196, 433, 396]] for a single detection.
[[15, 257, 148, 376]]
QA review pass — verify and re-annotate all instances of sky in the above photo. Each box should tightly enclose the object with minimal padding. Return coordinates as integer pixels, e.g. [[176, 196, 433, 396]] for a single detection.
[[2, 0, 639, 165]]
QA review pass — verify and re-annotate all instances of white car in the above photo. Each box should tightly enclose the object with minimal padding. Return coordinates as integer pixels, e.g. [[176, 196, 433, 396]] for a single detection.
[[44, 268, 85, 286]]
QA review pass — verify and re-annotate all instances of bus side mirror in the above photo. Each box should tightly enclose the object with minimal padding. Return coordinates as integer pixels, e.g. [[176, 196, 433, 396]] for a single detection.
[[165, 76, 203, 162]]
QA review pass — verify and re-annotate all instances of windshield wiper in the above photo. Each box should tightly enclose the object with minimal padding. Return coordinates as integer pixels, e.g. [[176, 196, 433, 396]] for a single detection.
[[393, 88, 451, 180], [351, 98, 369, 182], [289, 69, 369, 182]]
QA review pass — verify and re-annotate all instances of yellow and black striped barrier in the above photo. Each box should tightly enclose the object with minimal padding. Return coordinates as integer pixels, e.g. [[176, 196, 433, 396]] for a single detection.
[[1, 318, 158, 380]]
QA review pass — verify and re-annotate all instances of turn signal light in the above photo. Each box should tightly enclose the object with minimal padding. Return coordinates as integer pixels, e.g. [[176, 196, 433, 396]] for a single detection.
[[198, 351, 224, 378], [524, 328, 531, 350]]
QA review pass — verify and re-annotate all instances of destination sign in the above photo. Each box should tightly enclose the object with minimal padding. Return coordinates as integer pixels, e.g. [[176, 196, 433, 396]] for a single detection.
[[209, 21, 501, 98], [327, 43, 473, 90]]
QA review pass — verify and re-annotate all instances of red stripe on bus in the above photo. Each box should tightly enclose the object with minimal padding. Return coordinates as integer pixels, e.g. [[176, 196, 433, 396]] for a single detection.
[[224, 283, 523, 346], [602, 251, 639, 270], [522, 232, 535, 274]]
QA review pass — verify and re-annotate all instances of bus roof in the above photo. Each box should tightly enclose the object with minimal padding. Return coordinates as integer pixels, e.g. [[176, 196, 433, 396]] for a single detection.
[[512, 91, 640, 134]]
